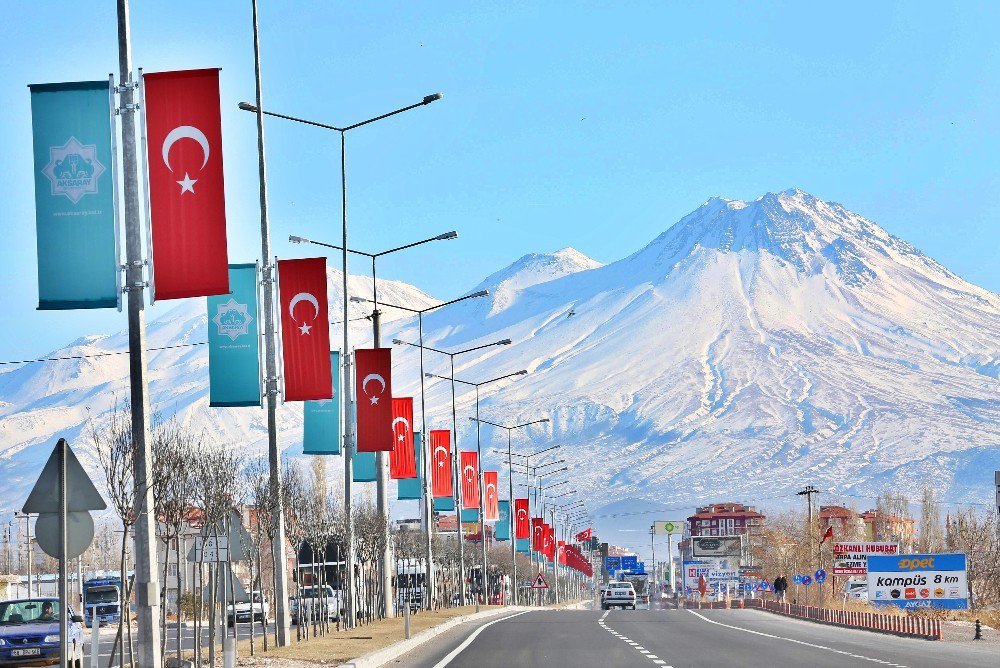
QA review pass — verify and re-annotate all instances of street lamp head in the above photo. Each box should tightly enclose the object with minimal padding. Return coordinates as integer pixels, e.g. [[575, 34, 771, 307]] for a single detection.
[[516, 370, 529, 376], [288, 235, 307, 244], [392, 339, 403, 345], [423, 93, 444, 104], [498, 339, 513, 345], [349, 296, 369, 303], [238, 102, 258, 112], [471, 289, 489, 298], [436, 231, 458, 241]]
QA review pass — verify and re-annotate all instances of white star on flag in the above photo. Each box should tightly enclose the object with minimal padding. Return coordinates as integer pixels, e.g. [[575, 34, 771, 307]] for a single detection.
[[370, 396, 379, 405], [298, 323, 312, 335], [176, 172, 197, 194]]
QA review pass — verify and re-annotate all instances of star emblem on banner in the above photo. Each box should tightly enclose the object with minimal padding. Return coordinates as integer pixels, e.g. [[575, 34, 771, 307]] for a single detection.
[[298, 322, 312, 335], [176, 172, 197, 194]]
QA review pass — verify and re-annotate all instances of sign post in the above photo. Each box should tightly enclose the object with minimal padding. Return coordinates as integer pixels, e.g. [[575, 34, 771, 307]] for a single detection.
[[23, 439, 107, 668]]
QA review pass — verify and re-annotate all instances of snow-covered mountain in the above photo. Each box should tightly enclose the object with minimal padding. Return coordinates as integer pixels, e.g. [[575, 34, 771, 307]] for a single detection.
[[2, 190, 997, 531]]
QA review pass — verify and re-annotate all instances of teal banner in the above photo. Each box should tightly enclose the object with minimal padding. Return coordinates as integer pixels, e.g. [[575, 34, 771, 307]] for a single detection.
[[303, 351, 341, 453], [433, 497, 455, 512], [29, 81, 119, 310], [208, 264, 262, 407], [397, 433, 422, 500], [461, 508, 479, 523], [516, 538, 530, 554], [495, 500, 511, 541], [353, 447, 376, 482]]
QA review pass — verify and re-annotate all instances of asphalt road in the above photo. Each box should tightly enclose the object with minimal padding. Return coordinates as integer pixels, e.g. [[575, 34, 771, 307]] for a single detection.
[[389, 602, 997, 668], [82, 621, 276, 664]]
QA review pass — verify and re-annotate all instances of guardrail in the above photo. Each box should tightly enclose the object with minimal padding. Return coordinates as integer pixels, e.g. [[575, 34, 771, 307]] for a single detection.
[[744, 598, 942, 640]]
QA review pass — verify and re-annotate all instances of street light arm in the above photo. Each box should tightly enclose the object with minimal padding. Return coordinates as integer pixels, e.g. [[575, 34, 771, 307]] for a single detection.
[[341, 94, 442, 132], [238, 102, 344, 131], [289, 235, 375, 257], [375, 231, 458, 257], [514, 417, 550, 429], [370, 289, 486, 315], [424, 372, 476, 387], [510, 444, 561, 459]]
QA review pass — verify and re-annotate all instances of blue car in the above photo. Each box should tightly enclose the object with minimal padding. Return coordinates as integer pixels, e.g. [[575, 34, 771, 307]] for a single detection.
[[0, 598, 84, 668]]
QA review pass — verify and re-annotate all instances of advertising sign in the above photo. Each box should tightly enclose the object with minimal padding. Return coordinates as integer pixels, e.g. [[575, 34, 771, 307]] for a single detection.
[[707, 569, 739, 584], [682, 560, 709, 591], [867, 553, 969, 610], [691, 535, 741, 558], [653, 520, 684, 535], [833, 542, 899, 576]]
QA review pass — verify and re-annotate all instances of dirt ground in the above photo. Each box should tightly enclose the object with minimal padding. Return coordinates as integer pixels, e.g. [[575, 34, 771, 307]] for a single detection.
[[233, 605, 491, 666]]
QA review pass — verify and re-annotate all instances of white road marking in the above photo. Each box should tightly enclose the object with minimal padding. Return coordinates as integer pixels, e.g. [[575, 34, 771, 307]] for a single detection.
[[686, 611, 908, 668], [431, 610, 533, 668]]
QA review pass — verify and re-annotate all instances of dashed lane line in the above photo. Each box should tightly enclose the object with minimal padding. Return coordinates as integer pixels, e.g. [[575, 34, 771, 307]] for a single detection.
[[686, 610, 908, 668], [600, 612, 673, 667]]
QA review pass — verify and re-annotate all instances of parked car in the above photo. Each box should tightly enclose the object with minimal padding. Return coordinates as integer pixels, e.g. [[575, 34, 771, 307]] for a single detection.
[[290, 586, 342, 625], [0, 598, 85, 668], [600, 582, 637, 610], [226, 590, 269, 626]]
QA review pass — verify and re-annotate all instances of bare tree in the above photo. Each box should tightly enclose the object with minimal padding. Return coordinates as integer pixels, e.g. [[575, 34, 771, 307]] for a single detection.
[[945, 509, 1000, 609], [90, 399, 136, 668], [917, 485, 944, 553]]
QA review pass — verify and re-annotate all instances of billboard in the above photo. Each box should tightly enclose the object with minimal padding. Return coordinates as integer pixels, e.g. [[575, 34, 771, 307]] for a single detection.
[[682, 560, 709, 591], [867, 553, 968, 610], [833, 542, 898, 575], [653, 520, 684, 535], [691, 535, 741, 558]]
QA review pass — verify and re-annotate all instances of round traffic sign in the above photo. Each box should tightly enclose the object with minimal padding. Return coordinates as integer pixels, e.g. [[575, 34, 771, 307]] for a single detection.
[[815, 569, 827, 584], [34, 511, 95, 560], [802, 575, 813, 586]]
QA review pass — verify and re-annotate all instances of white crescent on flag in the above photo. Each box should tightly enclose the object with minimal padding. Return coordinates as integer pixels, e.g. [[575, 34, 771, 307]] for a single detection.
[[289, 293, 320, 335], [391, 416, 410, 440], [517, 508, 527, 521], [486, 483, 497, 497], [463, 464, 476, 480], [362, 373, 386, 404], [433, 445, 449, 467]]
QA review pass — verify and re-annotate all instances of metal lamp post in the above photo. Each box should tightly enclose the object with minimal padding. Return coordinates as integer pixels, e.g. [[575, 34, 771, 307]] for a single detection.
[[466, 417, 551, 605], [349, 291, 488, 608], [393, 341, 513, 604], [290, 231, 456, 616], [238, 91, 442, 626]]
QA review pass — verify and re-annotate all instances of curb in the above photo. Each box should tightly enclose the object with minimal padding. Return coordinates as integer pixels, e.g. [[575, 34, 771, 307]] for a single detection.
[[336, 606, 532, 668]]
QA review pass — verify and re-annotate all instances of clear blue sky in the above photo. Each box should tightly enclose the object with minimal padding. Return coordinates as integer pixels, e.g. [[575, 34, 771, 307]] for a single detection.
[[1, 1, 997, 360]]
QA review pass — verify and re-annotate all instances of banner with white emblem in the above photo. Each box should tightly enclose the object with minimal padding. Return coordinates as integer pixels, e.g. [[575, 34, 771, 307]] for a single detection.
[[143, 68, 230, 300], [29, 80, 120, 310], [207, 264, 261, 406], [390, 397, 416, 478], [277, 257, 332, 401], [355, 348, 393, 452], [303, 351, 341, 454]]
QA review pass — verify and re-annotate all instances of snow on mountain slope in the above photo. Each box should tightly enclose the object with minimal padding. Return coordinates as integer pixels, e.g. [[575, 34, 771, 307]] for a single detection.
[[0, 267, 438, 507], [1, 190, 997, 527]]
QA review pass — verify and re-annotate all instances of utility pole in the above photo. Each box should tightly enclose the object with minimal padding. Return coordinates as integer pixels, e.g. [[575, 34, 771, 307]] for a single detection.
[[649, 526, 655, 598], [248, 0, 291, 642], [115, 3, 161, 666], [797, 485, 819, 608]]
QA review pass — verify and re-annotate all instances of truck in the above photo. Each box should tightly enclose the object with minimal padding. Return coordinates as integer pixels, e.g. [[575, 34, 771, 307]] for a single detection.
[[618, 570, 650, 606], [82, 578, 124, 628], [396, 560, 432, 612]]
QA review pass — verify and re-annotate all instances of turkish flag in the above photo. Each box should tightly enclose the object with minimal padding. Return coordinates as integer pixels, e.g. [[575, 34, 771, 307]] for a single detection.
[[429, 430, 452, 498], [515, 499, 530, 539], [483, 471, 499, 520], [277, 258, 331, 401], [389, 397, 416, 479], [143, 69, 229, 300], [820, 526, 834, 544], [557, 540, 566, 565], [532, 518, 545, 551], [355, 348, 393, 452], [460, 452, 479, 509], [575, 528, 592, 542], [542, 524, 553, 561]]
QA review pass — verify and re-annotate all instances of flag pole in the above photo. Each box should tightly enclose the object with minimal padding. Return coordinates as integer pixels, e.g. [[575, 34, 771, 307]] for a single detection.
[[115, 2, 161, 666], [249, 0, 291, 643]]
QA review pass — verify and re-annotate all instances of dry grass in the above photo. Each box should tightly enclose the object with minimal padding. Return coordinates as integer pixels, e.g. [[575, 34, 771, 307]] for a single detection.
[[234, 606, 493, 664]]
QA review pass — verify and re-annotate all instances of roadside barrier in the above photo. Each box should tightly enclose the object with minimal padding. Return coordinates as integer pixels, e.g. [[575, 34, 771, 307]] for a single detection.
[[742, 598, 941, 640]]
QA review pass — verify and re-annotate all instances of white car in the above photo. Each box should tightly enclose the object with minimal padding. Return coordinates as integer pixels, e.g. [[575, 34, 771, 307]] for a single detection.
[[227, 590, 269, 626], [290, 585, 342, 624], [601, 582, 637, 610]]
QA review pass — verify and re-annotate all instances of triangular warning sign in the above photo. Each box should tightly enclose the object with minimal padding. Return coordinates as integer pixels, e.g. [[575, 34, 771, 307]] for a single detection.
[[531, 572, 549, 589], [23, 439, 107, 513]]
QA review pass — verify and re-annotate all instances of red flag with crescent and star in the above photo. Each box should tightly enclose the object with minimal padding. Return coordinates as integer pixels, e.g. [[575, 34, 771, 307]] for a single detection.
[[429, 430, 452, 498], [276, 257, 331, 401], [143, 69, 229, 300], [460, 451, 479, 509], [483, 471, 499, 520], [557, 540, 566, 565], [515, 499, 530, 539], [355, 348, 393, 452], [532, 517, 545, 551], [575, 528, 592, 542], [389, 397, 416, 479]]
